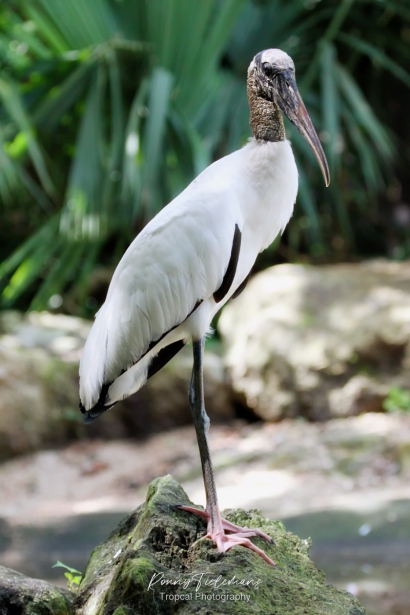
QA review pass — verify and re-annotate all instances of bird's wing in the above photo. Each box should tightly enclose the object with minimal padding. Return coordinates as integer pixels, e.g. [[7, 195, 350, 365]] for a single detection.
[[79, 194, 240, 410]]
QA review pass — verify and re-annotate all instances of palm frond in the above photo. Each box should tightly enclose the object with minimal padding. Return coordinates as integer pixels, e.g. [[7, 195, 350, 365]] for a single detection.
[[337, 63, 394, 161], [320, 43, 341, 173], [0, 76, 55, 195], [338, 32, 410, 89], [1, 0, 410, 311], [140, 67, 174, 220]]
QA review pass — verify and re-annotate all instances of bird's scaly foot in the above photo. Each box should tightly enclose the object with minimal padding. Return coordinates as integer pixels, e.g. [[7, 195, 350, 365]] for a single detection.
[[177, 505, 276, 566]]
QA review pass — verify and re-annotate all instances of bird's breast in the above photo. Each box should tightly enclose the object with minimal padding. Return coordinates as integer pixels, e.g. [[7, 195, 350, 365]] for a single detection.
[[238, 139, 298, 254]]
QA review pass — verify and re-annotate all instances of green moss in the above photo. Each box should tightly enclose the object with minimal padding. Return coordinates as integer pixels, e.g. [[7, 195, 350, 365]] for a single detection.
[[0, 566, 73, 615], [74, 475, 368, 615], [383, 386, 410, 413]]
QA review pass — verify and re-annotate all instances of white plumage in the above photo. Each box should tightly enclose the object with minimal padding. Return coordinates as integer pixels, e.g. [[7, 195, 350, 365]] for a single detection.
[[79, 49, 329, 565], [79, 138, 297, 410]]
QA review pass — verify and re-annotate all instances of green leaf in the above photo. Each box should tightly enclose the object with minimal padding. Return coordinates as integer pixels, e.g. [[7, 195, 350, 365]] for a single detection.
[[53, 560, 83, 591], [140, 67, 174, 220], [339, 32, 410, 90], [383, 387, 410, 413], [120, 80, 147, 225], [0, 0, 407, 311], [301, 0, 356, 90], [297, 165, 323, 244], [320, 43, 341, 171], [29, 240, 85, 310], [0, 216, 59, 284], [60, 64, 107, 240], [35, 58, 96, 135], [0, 77, 55, 196], [22, 4, 69, 53], [53, 560, 82, 575], [25, 0, 118, 49], [1, 224, 62, 306], [337, 63, 394, 161], [343, 105, 382, 192]]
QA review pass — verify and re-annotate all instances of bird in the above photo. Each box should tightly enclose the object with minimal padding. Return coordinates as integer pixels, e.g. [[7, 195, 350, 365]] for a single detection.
[[79, 48, 329, 566]]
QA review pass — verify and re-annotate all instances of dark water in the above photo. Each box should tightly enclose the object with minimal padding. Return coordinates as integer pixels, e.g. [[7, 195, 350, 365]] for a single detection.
[[0, 512, 125, 583], [0, 500, 409, 614], [282, 499, 410, 615]]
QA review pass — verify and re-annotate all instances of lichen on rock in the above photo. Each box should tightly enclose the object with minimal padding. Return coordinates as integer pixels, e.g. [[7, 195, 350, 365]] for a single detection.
[[0, 312, 232, 459], [73, 475, 367, 615], [219, 261, 410, 421], [0, 565, 73, 614]]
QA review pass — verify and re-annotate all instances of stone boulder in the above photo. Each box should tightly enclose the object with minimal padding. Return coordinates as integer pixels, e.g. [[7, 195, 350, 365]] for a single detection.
[[0, 565, 73, 614], [73, 475, 367, 615], [219, 261, 410, 421], [0, 311, 233, 458], [0, 311, 86, 459]]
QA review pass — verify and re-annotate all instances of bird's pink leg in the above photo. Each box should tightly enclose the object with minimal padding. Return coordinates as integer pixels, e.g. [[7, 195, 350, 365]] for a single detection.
[[180, 337, 275, 566], [178, 504, 275, 565]]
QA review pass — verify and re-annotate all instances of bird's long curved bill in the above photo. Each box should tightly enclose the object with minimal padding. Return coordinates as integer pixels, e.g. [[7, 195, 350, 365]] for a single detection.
[[277, 76, 330, 187]]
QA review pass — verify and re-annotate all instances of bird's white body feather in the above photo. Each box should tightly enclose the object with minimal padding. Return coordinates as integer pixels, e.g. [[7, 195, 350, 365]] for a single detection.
[[79, 138, 298, 410]]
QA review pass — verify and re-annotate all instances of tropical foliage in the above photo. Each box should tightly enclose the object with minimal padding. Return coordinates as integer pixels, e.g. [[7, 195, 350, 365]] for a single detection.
[[0, 0, 409, 315]]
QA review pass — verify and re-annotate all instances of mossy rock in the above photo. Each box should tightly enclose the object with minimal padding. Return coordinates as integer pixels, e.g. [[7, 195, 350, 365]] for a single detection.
[[0, 565, 73, 614], [74, 475, 367, 615]]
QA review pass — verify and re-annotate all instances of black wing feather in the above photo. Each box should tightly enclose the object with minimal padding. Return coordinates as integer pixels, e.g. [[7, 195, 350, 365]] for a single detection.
[[213, 224, 242, 303]]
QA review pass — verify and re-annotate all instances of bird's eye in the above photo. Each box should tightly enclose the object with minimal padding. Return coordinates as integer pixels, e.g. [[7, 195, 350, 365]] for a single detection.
[[262, 62, 275, 78]]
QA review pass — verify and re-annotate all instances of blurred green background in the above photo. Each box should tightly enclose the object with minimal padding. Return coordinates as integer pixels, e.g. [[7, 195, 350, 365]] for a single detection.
[[0, 0, 410, 316]]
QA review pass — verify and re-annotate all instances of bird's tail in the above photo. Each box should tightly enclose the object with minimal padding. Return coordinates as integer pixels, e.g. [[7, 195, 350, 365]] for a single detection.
[[79, 382, 115, 423]]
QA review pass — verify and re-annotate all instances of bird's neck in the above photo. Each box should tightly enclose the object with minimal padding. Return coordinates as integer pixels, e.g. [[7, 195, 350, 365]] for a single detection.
[[247, 73, 286, 143]]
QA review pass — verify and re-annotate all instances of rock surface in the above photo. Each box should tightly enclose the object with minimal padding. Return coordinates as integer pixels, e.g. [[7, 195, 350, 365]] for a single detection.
[[219, 260, 410, 421], [1, 413, 409, 528], [0, 311, 233, 459], [73, 475, 367, 615], [0, 565, 73, 614]]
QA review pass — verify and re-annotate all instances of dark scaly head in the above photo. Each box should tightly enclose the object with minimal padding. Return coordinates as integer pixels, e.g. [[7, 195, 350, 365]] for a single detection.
[[247, 49, 330, 186]]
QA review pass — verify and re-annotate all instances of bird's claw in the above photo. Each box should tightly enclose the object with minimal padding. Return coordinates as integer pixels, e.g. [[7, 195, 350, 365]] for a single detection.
[[177, 504, 276, 566]]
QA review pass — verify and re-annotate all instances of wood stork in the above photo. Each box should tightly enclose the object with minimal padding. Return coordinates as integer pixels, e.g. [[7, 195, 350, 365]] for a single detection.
[[79, 49, 329, 566]]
